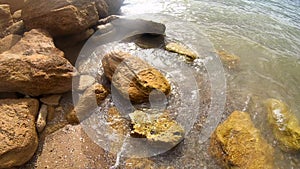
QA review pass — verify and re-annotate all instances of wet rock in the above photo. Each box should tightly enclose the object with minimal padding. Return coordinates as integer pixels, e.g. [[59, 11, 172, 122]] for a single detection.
[[165, 42, 198, 61], [97, 15, 120, 25], [0, 4, 13, 38], [104, 0, 124, 14], [74, 83, 109, 121], [209, 111, 274, 169], [266, 99, 300, 151], [124, 158, 157, 169], [8, 29, 64, 57], [34, 125, 114, 168], [22, 0, 99, 37], [0, 34, 21, 54], [107, 107, 130, 135], [5, 20, 25, 35], [102, 51, 171, 103], [129, 110, 185, 147], [36, 104, 48, 133], [40, 95, 62, 106], [0, 99, 39, 168], [217, 50, 240, 69], [72, 75, 96, 91], [0, 29, 75, 96], [0, 0, 25, 13], [134, 34, 165, 49], [94, 0, 109, 18]]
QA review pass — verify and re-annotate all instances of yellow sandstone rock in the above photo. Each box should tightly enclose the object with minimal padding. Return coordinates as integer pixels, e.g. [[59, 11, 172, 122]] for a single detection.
[[165, 42, 198, 61]]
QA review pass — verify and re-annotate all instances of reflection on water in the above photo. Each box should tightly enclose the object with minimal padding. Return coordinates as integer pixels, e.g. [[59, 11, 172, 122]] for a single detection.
[[120, 0, 300, 168]]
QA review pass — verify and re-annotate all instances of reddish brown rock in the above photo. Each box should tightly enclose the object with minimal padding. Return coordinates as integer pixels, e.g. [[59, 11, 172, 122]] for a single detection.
[[102, 51, 171, 103], [0, 99, 39, 168], [22, 0, 99, 37], [0, 29, 75, 96], [209, 111, 274, 169]]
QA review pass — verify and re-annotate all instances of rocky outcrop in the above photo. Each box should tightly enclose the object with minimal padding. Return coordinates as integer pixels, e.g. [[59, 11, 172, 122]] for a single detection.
[[0, 29, 75, 96], [0, 4, 13, 38], [102, 51, 171, 103], [0, 34, 21, 54], [129, 110, 185, 148], [22, 0, 99, 37], [209, 111, 274, 169], [0, 99, 39, 168], [266, 99, 300, 151], [34, 125, 115, 168]]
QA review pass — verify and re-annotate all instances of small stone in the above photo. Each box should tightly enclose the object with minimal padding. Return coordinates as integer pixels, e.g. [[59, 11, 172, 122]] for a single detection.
[[165, 42, 198, 61], [217, 50, 240, 69], [75, 83, 109, 121], [73, 75, 96, 92], [102, 51, 171, 103], [12, 10, 22, 22], [5, 20, 25, 35], [0, 34, 21, 54], [266, 99, 300, 151], [66, 109, 80, 125], [209, 111, 274, 169], [129, 110, 185, 147], [40, 95, 62, 106], [36, 104, 48, 133], [0, 98, 39, 168], [124, 158, 156, 169]]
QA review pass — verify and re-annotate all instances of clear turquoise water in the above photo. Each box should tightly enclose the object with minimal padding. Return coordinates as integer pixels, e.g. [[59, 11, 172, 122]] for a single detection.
[[120, 0, 300, 168]]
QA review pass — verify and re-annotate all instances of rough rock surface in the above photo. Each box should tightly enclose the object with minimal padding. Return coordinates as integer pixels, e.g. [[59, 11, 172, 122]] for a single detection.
[[0, 4, 13, 38], [22, 0, 99, 37], [74, 83, 109, 121], [107, 107, 130, 135], [0, 29, 75, 96], [102, 51, 171, 103], [34, 125, 115, 169], [266, 99, 300, 151], [210, 111, 274, 169], [5, 20, 25, 35], [0, 0, 25, 13], [129, 110, 185, 147], [0, 99, 39, 168], [0, 34, 21, 54]]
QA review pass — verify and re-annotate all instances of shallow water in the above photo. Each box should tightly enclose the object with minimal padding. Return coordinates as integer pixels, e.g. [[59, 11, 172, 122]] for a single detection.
[[119, 0, 300, 168]]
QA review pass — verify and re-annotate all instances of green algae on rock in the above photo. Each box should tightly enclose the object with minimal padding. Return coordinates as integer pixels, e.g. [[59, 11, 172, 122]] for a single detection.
[[129, 110, 185, 148], [209, 111, 274, 169], [165, 42, 198, 61], [265, 98, 300, 151]]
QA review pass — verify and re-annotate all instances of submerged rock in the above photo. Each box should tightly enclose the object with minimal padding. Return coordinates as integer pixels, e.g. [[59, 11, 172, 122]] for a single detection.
[[210, 111, 274, 169], [265, 99, 300, 151], [107, 107, 130, 136], [217, 50, 240, 69], [102, 51, 171, 103], [0, 29, 75, 96], [0, 99, 39, 168], [134, 34, 165, 49], [129, 110, 185, 147], [165, 42, 198, 61]]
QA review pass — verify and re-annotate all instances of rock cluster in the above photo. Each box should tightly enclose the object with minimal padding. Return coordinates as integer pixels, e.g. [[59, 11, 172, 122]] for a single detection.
[[209, 111, 274, 169], [0, 0, 124, 167], [102, 51, 171, 103]]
